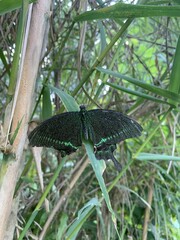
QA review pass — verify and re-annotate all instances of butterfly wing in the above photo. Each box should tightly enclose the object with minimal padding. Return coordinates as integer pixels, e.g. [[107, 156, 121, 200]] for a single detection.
[[86, 109, 142, 170], [95, 144, 122, 171], [87, 109, 143, 147], [29, 112, 82, 156]]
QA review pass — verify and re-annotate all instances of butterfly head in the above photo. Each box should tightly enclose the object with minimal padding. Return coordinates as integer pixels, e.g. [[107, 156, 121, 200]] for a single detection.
[[80, 105, 86, 111]]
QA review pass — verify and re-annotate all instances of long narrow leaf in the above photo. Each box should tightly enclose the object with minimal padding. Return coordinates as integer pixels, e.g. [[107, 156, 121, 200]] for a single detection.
[[137, 153, 180, 161], [42, 86, 52, 120], [48, 85, 79, 112], [84, 141, 120, 239], [0, 0, 35, 15], [7, 0, 30, 100], [74, 3, 180, 22], [168, 35, 180, 106], [106, 82, 172, 106], [97, 67, 180, 104], [65, 198, 99, 239]]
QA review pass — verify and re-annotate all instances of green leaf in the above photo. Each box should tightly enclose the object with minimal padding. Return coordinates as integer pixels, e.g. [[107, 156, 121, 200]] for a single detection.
[[98, 20, 106, 52], [84, 141, 111, 208], [65, 198, 100, 239], [42, 86, 52, 120], [168, 35, 180, 106], [10, 117, 23, 145], [84, 141, 120, 239], [57, 213, 68, 240], [47, 85, 79, 112], [137, 153, 180, 161], [106, 82, 172, 106], [74, 3, 180, 22], [7, 0, 30, 102], [0, 0, 35, 15], [97, 66, 180, 104]]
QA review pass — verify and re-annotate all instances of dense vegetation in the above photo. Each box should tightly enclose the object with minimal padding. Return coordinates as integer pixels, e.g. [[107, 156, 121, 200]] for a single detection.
[[0, 0, 180, 239]]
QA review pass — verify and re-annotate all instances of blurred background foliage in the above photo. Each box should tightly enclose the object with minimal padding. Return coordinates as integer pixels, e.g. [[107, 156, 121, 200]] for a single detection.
[[0, 0, 180, 239]]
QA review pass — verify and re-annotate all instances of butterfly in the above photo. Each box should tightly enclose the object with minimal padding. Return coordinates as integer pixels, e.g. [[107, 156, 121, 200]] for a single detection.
[[28, 105, 143, 171]]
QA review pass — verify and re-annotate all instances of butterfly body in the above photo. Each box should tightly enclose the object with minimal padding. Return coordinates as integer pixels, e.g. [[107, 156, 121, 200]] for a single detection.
[[29, 105, 143, 170]]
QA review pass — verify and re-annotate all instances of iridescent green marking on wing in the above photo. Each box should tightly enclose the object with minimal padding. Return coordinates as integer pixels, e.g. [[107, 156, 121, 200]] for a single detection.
[[101, 133, 124, 145], [40, 136, 78, 149], [95, 122, 140, 147], [95, 136, 114, 146]]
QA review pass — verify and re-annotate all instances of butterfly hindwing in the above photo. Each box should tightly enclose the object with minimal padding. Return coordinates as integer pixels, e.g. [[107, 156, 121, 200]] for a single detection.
[[29, 112, 82, 156], [95, 144, 122, 171], [87, 109, 143, 147]]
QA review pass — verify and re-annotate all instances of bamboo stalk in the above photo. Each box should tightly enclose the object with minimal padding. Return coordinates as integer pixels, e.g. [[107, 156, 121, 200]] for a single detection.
[[0, 1, 52, 239]]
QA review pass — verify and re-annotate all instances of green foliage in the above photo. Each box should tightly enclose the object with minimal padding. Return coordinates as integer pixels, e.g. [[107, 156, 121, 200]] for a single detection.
[[42, 86, 52, 120], [0, 0, 180, 239], [74, 2, 180, 21], [0, 0, 35, 15]]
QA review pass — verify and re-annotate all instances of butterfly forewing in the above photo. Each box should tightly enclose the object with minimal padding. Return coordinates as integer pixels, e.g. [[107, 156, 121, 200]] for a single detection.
[[87, 109, 143, 147], [29, 112, 82, 155]]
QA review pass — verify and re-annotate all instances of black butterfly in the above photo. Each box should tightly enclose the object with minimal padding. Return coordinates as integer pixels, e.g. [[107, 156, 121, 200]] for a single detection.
[[28, 105, 143, 171]]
